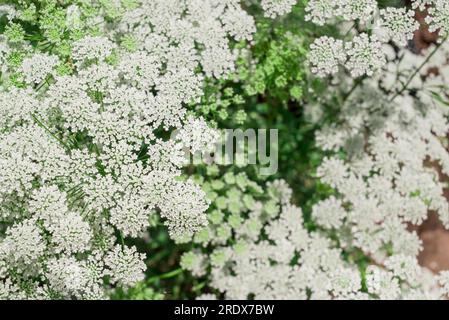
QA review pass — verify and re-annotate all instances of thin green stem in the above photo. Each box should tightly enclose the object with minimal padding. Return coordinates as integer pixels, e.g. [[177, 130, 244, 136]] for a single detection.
[[147, 268, 183, 283], [390, 37, 448, 102], [192, 281, 206, 292], [119, 232, 125, 247], [343, 23, 356, 39], [343, 76, 366, 103], [31, 114, 71, 150]]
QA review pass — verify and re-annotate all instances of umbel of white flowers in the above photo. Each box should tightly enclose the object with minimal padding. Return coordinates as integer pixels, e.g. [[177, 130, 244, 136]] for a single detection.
[[181, 0, 449, 300], [307, 0, 449, 78], [0, 0, 259, 299], [182, 177, 449, 300]]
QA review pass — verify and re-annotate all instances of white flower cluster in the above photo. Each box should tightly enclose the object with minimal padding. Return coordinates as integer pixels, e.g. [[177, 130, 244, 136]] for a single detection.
[[412, 0, 435, 10], [181, 25, 449, 300], [71, 36, 116, 67], [426, 0, 449, 38], [345, 34, 386, 77], [183, 175, 444, 299], [118, 0, 256, 78], [0, 0, 257, 299], [19, 53, 60, 85], [260, 0, 298, 18], [207, 205, 362, 300], [309, 36, 346, 77], [307, 0, 448, 78], [377, 7, 420, 45], [182, 178, 360, 299], [305, 0, 377, 26], [312, 43, 449, 299], [337, 0, 377, 22], [309, 34, 386, 77]]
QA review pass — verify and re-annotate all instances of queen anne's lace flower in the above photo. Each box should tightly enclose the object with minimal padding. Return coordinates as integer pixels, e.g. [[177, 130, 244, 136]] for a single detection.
[[176, 116, 220, 154], [305, 0, 338, 26], [345, 34, 386, 77], [309, 39, 449, 299], [426, 0, 449, 38], [118, 51, 161, 89], [309, 36, 346, 77], [365, 267, 400, 299], [105, 246, 146, 288], [378, 8, 419, 45], [0, 0, 258, 300], [182, 172, 443, 299], [305, 0, 377, 25], [329, 268, 362, 296], [261, 0, 297, 18], [385, 255, 422, 285], [71, 36, 116, 66], [46, 256, 104, 299], [2, 0, 449, 302], [199, 183, 362, 299], [66, 4, 82, 30], [221, 7, 256, 40], [311, 196, 345, 228], [49, 211, 92, 254], [180, 251, 207, 277], [337, 0, 377, 22], [412, 0, 435, 10], [19, 53, 59, 84], [305, 0, 426, 79], [2, 221, 46, 265]]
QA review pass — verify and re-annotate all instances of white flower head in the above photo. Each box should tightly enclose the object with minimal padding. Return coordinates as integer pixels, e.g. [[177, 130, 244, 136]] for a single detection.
[[378, 8, 419, 45], [312, 196, 346, 229], [309, 36, 346, 77], [337, 0, 377, 22], [412, 0, 435, 10], [72, 36, 116, 67], [305, 0, 338, 25], [261, 0, 297, 19], [426, 0, 449, 38], [20, 53, 59, 85], [105, 245, 146, 288], [345, 34, 386, 77]]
